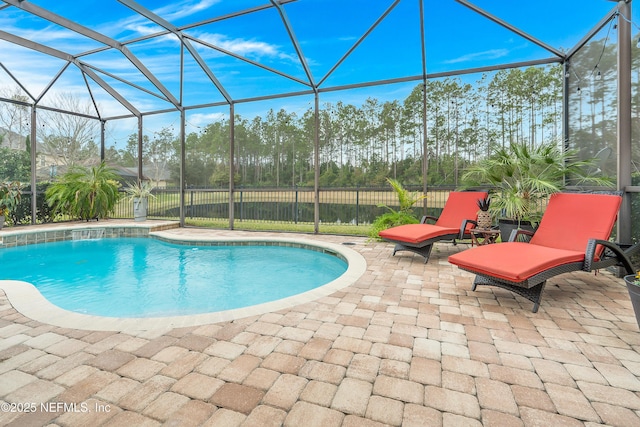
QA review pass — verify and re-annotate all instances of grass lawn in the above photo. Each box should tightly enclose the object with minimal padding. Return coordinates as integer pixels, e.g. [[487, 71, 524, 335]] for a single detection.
[[112, 188, 454, 238], [185, 218, 372, 237]]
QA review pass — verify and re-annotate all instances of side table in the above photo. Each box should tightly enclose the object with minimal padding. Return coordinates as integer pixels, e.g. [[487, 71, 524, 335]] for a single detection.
[[469, 228, 500, 246]]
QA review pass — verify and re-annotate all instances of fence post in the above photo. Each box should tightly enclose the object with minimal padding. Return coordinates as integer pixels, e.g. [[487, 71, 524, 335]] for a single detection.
[[239, 190, 243, 221], [294, 187, 299, 224], [356, 186, 360, 226], [189, 190, 193, 219]]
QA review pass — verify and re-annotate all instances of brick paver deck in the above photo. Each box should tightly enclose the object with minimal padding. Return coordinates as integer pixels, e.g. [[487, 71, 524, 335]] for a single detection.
[[1, 222, 639, 426]]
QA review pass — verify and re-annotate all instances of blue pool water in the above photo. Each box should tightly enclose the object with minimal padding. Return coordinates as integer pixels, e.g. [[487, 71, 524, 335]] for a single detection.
[[0, 238, 348, 318]]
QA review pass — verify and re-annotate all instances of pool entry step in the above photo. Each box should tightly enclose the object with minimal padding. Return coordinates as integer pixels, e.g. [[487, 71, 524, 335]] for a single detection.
[[72, 228, 105, 240]]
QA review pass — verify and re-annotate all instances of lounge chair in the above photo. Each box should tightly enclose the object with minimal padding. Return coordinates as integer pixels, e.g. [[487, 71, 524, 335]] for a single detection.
[[378, 191, 488, 263], [448, 192, 638, 312]]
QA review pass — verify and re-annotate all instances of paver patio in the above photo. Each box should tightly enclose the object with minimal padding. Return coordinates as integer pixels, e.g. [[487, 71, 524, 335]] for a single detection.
[[1, 221, 639, 426]]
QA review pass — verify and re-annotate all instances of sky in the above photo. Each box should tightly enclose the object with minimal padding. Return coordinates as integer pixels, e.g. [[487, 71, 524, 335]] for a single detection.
[[0, 0, 633, 140]]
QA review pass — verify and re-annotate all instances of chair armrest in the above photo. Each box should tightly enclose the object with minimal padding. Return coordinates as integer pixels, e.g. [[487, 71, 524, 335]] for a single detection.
[[583, 239, 637, 274], [508, 228, 535, 242], [420, 215, 438, 224], [458, 219, 478, 240]]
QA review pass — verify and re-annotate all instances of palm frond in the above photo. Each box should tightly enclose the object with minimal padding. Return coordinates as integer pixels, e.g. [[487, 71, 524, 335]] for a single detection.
[[461, 140, 614, 222]]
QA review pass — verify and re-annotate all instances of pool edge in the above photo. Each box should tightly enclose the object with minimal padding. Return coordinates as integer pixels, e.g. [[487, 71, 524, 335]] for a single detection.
[[0, 228, 367, 333]]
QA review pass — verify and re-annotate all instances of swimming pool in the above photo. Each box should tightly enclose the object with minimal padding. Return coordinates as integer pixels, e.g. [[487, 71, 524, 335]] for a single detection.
[[1, 237, 348, 318]]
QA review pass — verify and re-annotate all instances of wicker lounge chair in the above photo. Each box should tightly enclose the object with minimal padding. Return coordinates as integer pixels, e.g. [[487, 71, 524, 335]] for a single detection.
[[378, 191, 488, 263], [448, 192, 638, 312]]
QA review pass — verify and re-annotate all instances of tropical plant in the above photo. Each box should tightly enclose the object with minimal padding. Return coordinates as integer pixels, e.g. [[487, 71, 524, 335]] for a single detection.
[[369, 178, 427, 240], [124, 179, 156, 221], [45, 162, 121, 221], [123, 180, 156, 200], [461, 141, 613, 224], [0, 180, 22, 220]]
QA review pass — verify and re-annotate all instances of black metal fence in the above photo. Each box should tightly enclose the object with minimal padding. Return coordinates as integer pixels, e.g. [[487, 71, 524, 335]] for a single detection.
[[16, 186, 636, 242], [117, 186, 454, 226]]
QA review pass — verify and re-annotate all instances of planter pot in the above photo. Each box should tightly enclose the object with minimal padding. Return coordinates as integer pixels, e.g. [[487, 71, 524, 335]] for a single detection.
[[624, 275, 640, 329], [133, 197, 148, 222], [497, 218, 535, 242], [0, 215, 4, 230]]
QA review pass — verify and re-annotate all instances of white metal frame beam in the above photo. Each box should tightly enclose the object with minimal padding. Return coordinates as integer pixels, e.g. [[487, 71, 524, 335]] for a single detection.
[[117, 0, 233, 104], [455, 0, 566, 59], [270, 0, 317, 90], [0, 29, 140, 116], [318, 0, 402, 87], [3, 0, 179, 108]]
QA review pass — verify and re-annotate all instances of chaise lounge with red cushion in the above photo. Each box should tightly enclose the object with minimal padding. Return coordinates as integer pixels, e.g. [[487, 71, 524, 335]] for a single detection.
[[448, 192, 638, 312], [378, 191, 488, 263]]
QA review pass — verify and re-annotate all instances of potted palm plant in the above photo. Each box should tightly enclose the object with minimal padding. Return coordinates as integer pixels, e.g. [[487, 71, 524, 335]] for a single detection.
[[124, 180, 156, 221], [461, 141, 613, 241], [0, 181, 22, 230], [45, 162, 121, 221]]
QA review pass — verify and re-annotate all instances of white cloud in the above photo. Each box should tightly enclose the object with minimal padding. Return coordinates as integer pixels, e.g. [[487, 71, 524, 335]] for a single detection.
[[153, 0, 222, 22], [122, 23, 160, 37], [111, 0, 221, 37], [198, 32, 280, 58], [442, 48, 509, 65], [0, 18, 103, 54], [0, 43, 66, 97], [187, 112, 226, 128]]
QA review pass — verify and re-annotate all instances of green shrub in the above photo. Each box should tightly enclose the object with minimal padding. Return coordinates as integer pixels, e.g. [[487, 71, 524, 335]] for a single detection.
[[369, 210, 420, 240], [45, 162, 121, 221], [368, 178, 425, 240], [0, 181, 21, 218], [10, 182, 56, 224]]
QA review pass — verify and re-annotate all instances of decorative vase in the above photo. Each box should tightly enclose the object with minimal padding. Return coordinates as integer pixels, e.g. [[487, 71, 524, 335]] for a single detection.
[[133, 197, 148, 222], [476, 211, 492, 230], [624, 275, 640, 329]]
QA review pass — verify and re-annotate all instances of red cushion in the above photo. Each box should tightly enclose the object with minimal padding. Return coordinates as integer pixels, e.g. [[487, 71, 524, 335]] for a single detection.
[[379, 223, 458, 245], [448, 242, 585, 282], [530, 193, 621, 254], [436, 191, 488, 229], [378, 191, 488, 244], [449, 193, 622, 283]]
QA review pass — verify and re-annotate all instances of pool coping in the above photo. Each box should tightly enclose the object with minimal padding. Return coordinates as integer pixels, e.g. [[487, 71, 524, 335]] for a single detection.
[[0, 224, 368, 333]]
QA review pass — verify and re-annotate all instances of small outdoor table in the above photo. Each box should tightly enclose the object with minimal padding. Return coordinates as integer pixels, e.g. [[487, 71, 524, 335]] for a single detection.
[[469, 228, 500, 246]]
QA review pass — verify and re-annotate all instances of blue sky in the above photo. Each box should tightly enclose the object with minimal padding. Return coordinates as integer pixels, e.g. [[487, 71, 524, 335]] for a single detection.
[[0, 0, 631, 136]]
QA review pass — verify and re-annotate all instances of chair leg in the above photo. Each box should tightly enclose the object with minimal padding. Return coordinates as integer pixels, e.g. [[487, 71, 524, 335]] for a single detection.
[[393, 243, 434, 263], [472, 276, 547, 313]]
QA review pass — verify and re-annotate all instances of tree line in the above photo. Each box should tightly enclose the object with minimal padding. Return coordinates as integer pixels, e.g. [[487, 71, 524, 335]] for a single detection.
[[103, 65, 564, 188], [2, 31, 634, 188]]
